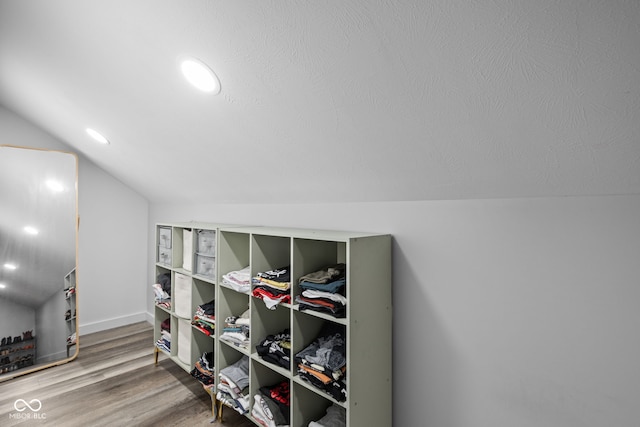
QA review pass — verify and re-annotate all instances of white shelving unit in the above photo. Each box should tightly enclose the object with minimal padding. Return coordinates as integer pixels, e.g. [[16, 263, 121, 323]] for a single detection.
[[153, 222, 392, 427], [64, 268, 77, 356], [154, 223, 220, 375]]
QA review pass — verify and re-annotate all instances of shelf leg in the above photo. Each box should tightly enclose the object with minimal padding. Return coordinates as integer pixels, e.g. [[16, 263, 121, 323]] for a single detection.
[[217, 399, 224, 422]]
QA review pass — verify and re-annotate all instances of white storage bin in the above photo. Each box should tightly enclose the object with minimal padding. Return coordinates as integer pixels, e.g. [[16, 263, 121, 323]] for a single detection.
[[158, 245, 172, 266], [159, 227, 172, 249], [197, 229, 216, 256], [183, 229, 193, 271], [177, 318, 191, 365], [174, 273, 191, 319], [195, 254, 215, 278]]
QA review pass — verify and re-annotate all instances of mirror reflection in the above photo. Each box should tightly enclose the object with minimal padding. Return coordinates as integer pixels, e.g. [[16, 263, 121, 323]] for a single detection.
[[0, 145, 78, 380]]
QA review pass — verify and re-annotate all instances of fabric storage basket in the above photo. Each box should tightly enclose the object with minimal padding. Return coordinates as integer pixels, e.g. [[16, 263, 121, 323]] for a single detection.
[[195, 254, 215, 278], [183, 229, 193, 271], [197, 230, 216, 256], [177, 318, 191, 365], [159, 227, 172, 249], [158, 246, 172, 266], [174, 273, 191, 319]]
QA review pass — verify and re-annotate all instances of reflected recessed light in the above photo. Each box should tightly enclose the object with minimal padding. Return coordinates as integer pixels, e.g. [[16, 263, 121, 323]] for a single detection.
[[0, 283, 5, 289], [24, 226, 39, 235], [46, 179, 64, 192], [180, 57, 221, 94], [3, 263, 17, 270], [86, 128, 110, 144]]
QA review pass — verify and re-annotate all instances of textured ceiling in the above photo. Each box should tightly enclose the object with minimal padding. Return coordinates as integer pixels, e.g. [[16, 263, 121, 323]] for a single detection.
[[0, 0, 638, 204]]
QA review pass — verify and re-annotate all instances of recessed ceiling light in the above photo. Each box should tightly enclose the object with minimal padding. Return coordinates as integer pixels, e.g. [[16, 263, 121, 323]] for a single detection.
[[86, 128, 110, 144], [46, 179, 64, 192], [3, 263, 17, 270], [24, 226, 39, 235], [180, 57, 221, 94]]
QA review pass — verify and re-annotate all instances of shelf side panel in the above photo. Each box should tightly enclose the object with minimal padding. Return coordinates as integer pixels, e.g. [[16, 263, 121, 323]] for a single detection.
[[346, 234, 392, 427]]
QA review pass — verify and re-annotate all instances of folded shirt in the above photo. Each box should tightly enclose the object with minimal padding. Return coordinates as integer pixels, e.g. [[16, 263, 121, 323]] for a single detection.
[[301, 289, 347, 304], [298, 264, 345, 284], [257, 266, 291, 283], [254, 276, 291, 291], [223, 266, 251, 294], [299, 278, 346, 294], [253, 287, 291, 309]]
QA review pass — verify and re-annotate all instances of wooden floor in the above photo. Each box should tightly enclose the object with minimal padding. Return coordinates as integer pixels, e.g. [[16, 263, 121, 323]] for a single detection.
[[0, 322, 254, 427]]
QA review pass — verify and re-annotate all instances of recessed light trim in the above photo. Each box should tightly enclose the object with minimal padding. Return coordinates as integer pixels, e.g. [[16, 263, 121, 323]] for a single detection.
[[24, 226, 39, 235], [86, 128, 110, 144], [180, 57, 221, 94]]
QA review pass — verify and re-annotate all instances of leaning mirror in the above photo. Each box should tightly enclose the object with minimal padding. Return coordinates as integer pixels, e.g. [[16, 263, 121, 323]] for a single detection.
[[0, 145, 78, 381]]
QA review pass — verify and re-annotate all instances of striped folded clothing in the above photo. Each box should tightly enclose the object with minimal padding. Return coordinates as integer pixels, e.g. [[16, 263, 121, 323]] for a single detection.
[[257, 266, 290, 283], [190, 352, 215, 386], [222, 266, 251, 294], [220, 309, 250, 348], [253, 276, 291, 291], [252, 286, 291, 310]]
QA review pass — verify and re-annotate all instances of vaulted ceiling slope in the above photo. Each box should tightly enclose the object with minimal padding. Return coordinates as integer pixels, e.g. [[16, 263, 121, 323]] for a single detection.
[[1, 0, 638, 204]]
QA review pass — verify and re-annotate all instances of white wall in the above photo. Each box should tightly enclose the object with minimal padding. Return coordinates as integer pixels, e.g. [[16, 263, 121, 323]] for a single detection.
[[0, 106, 149, 334], [76, 157, 149, 333], [148, 194, 640, 427], [35, 289, 67, 363], [0, 299, 35, 345]]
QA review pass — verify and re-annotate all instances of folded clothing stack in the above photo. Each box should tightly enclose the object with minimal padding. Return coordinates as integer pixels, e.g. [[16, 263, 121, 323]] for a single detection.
[[192, 299, 215, 335], [222, 266, 251, 294], [155, 318, 171, 352], [295, 322, 347, 402], [308, 403, 346, 427], [219, 309, 250, 349], [252, 266, 291, 309], [67, 332, 77, 346], [256, 328, 291, 369], [251, 380, 290, 427], [152, 284, 171, 310], [153, 272, 172, 309], [65, 286, 76, 299], [217, 355, 250, 415], [190, 351, 215, 389], [296, 264, 346, 318]]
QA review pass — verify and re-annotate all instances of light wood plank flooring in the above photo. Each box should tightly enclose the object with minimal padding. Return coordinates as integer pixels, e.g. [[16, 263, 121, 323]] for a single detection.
[[0, 322, 254, 426]]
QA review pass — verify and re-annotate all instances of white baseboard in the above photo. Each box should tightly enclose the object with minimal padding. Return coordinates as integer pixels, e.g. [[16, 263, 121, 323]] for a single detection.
[[79, 312, 149, 335]]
